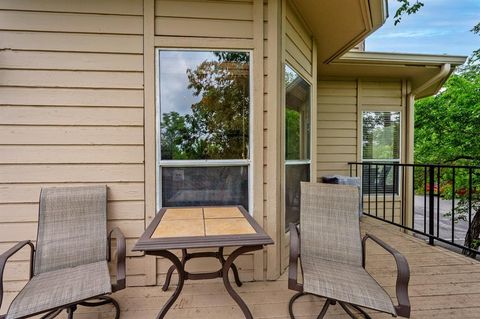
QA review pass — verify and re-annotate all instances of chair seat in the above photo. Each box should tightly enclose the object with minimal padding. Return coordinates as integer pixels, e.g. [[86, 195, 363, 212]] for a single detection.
[[7, 261, 112, 319], [302, 258, 396, 315]]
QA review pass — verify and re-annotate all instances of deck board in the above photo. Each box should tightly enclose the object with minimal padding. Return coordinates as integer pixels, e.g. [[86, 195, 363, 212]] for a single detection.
[[43, 217, 480, 318]]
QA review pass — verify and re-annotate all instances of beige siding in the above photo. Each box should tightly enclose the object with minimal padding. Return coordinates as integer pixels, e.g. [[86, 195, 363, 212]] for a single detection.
[[155, 0, 254, 39], [0, 0, 311, 303], [280, 0, 316, 271], [284, 0, 313, 78], [316, 79, 405, 178], [317, 79, 358, 177], [0, 0, 148, 302], [316, 78, 407, 225]]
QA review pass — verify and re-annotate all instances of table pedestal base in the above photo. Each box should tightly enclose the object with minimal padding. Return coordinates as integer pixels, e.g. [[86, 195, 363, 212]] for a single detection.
[[149, 245, 263, 319], [161, 246, 242, 290]]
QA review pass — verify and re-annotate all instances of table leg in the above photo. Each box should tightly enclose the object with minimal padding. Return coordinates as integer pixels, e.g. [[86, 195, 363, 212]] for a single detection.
[[162, 249, 187, 291], [150, 250, 185, 319], [222, 245, 263, 319], [218, 247, 242, 287]]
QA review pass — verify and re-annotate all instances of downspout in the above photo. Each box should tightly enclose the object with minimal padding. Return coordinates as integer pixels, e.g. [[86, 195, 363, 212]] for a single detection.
[[411, 63, 451, 97]]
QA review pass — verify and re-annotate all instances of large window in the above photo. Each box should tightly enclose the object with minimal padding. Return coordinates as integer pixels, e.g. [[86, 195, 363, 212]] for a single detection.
[[157, 50, 250, 209], [361, 111, 401, 194], [284, 65, 311, 230]]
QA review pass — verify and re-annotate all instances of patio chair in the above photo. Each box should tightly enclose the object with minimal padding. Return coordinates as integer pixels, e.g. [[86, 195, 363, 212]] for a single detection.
[[288, 182, 410, 318], [0, 186, 126, 319]]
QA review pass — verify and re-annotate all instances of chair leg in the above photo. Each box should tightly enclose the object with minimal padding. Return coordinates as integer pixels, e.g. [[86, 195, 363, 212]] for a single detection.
[[316, 299, 332, 319], [79, 296, 121, 319], [103, 296, 121, 319], [39, 308, 63, 319], [66, 305, 76, 319], [288, 292, 306, 319], [349, 304, 372, 319], [339, 302, 372, 319]]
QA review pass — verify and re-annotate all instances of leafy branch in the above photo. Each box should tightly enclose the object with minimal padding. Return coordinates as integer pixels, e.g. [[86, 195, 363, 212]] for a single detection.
[[393, 0, 424, 25]]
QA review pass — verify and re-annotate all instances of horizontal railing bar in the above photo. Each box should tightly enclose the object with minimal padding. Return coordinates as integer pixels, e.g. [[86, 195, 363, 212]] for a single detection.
[[348, 162, 480, 170], [350, 161, 479, 259]]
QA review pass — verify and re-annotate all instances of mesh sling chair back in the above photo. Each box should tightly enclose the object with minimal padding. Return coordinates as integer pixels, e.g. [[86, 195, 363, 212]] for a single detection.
[[288, 183, 410, 319], [0, 186, 126, 319]]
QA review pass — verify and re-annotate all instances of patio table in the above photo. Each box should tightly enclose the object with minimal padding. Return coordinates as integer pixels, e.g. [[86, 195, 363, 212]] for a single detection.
[[133, 206, 273, 319]]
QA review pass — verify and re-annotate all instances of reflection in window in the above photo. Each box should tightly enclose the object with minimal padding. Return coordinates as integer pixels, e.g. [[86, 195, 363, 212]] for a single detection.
[[159, 51, 250, 160], [285, 65, 310, 160], [284, 65, 311, 230], [157, 50, 250, 208], [285, 164, 310, 228], [362, 111, 401, 194]]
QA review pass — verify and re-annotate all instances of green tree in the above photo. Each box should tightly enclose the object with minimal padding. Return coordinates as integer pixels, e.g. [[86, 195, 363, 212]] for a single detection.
[[393, 0, 424, 25], [414, 31, 480, 257]]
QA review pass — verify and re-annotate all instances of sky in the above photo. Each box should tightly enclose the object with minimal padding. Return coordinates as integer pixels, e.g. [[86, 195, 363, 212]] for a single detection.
[[159, 50, 211, 116], [366, 0, 480, 57]]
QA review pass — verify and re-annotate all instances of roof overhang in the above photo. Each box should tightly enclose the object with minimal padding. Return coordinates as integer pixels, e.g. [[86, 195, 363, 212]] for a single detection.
[[319, 51, 467, 98], [292, 0, 388, 64], [293, 0, 467, 98]]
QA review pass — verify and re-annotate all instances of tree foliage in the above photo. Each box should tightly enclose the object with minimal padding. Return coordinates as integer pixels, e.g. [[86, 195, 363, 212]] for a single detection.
[[393, 0, 424, 25], [414, 69, 480, 165], [414, 26, 480, 257]]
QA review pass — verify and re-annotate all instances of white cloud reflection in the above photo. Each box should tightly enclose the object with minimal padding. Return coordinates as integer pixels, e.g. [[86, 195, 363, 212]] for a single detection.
[[159, 51, 215, 116]]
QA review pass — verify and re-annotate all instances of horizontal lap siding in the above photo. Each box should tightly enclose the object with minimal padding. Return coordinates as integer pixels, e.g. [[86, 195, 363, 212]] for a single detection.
[[316, 79, 404, 179], [316, 80, 358, 182], [285, 1, 312, 78], [361, 80, 403, 107], [0, 0, 146, 301], [155, 0, 254, 39], [317, 79, 405, 224], [281, 0, 314, 271]]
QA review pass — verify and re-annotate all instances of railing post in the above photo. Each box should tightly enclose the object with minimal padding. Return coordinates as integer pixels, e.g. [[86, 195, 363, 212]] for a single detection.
[[428, 165, 435, 245]]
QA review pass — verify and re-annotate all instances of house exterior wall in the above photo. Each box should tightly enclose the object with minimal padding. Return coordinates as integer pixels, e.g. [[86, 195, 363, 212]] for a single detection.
[[0, 1, 148, 310], [280, 0, 317, 271], [0, 0, 292, 307], [316, 78, 408, 224]]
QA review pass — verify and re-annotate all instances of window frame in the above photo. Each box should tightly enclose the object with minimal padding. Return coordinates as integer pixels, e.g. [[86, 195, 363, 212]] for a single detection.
[[360, 110, 402, 195], [155, 48, 254, 212], [283, 62, 313, 232]]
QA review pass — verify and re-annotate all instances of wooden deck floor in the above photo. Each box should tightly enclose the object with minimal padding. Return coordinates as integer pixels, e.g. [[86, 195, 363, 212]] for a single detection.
[[66, 217, 480, 318]]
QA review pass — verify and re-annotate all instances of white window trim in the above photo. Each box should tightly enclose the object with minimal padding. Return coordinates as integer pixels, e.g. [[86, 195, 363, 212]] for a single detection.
[[360, 110, 402, 163], [360, 110, 402, 196], [283, 63, 313, 232], [155, 48, 254, 212]]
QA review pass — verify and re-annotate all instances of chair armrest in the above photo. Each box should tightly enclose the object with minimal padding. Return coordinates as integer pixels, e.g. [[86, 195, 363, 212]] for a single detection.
[[288, 223, 303, 292], [108, 228, 126, 292], [362, 233, 410, 318], [0, 241, 35, 309]]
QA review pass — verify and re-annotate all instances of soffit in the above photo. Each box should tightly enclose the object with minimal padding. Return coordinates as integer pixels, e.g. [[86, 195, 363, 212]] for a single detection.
[[320, 52, 467, 98], [292, 0, 386, 64]]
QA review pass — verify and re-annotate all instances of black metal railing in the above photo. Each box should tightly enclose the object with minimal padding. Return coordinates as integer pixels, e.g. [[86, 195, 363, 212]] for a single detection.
[[348, 162, 480, 257]]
